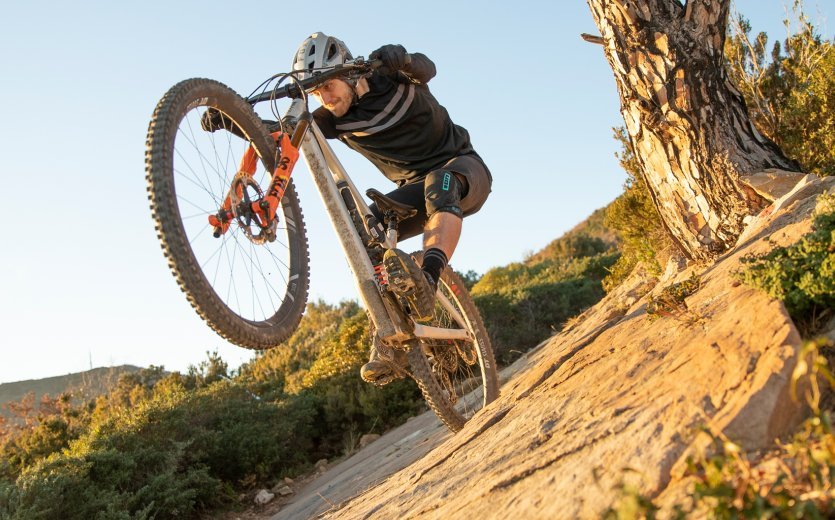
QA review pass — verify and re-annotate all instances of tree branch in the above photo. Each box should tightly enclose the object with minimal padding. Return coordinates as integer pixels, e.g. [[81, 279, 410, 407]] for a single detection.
[[581, 33, 605, 45]]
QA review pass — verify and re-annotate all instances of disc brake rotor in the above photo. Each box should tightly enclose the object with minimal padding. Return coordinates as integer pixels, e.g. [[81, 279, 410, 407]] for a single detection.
[[229, 172, 277, 245]]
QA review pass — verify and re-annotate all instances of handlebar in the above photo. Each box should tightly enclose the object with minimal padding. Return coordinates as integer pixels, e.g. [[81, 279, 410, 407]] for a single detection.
[[247, 54, 411, 105]]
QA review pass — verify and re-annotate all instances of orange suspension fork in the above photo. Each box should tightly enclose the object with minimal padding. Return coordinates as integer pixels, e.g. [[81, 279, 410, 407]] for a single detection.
[[209, 131, 301, 235]]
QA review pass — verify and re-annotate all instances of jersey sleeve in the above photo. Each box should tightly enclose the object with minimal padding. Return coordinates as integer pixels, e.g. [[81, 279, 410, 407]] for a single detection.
[[403, 53, 436, 84], [313, 107, 339, 139]]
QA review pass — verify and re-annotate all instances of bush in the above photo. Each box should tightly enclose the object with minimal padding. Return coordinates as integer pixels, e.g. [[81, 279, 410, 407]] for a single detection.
[[0, 302, 426, 518], [737, 191, 835, 335], [294, 311, 424, 454]]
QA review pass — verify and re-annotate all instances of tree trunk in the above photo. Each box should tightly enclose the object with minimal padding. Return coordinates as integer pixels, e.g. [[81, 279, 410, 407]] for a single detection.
[[586, 0, 801, 260]]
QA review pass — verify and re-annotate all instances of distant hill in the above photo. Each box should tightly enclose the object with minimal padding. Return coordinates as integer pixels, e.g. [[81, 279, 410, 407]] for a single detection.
[[524, 206, 619, 265], [0, 365, 141, 418]]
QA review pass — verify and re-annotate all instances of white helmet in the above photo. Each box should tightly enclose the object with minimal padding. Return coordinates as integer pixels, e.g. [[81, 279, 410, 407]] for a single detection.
[[293, 32, 353, 80]]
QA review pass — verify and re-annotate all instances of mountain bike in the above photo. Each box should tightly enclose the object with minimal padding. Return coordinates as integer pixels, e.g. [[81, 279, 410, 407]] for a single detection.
[[144, 56, 499, 432]]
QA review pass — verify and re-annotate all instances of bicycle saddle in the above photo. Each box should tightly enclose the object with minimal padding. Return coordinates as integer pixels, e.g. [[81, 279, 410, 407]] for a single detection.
[[366, 189, 418, 222]]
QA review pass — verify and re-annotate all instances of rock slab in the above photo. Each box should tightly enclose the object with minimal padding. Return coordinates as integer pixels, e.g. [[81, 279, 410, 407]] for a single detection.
[[309, 176, 832, 519]]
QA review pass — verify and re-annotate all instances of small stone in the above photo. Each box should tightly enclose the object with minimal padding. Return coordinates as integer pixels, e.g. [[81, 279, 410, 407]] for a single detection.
[[277, 485, 294, 496], [254, 489, 275, 505], [315, 458, 328, 470], [284, 477, 294, 485], [359, 433, 381, 448]]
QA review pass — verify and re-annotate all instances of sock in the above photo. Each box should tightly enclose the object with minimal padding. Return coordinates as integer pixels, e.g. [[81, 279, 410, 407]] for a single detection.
[[421, 248, 448, 286]]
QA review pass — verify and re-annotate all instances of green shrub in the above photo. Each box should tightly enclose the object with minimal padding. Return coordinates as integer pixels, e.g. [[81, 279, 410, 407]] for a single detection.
[[737, 191, 835, 334], [1, 383, 326, 518], [237, 300, 362, 396], [0, 393, 92, 482], [296, 312, 424, 454]]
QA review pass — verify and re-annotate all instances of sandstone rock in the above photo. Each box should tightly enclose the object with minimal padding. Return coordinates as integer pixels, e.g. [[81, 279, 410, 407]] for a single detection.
[[284, 477, 294, 485], [309, 177, 833, 520], [740, 168, 810, 201], [315, 459, 328, 471], [254, 489, 274, 505], [359, 433, 381, 448], [277, 486, 294, 496]]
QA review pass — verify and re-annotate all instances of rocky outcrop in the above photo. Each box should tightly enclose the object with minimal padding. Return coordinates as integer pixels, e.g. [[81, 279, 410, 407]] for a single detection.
[[312, 176, 833, 519]]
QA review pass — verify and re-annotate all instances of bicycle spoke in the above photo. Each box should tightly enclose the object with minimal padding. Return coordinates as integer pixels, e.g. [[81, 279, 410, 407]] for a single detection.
[[184, 112, 228, 200], [227, 232, 287, 320], [173, 155, 223, 206], [230, 234, 287, 298], [251, 242, 277, 313]]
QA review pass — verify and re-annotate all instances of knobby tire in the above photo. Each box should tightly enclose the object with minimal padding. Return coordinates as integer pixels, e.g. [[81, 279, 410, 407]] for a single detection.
[[407, 262, 499, 432]]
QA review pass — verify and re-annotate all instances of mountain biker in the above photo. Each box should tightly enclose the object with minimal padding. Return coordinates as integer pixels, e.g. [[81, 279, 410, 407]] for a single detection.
[[294, 33, 493, 385]]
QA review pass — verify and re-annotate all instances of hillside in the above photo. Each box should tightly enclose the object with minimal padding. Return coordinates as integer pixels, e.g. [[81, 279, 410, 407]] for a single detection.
[[3, 176, 831, 518], [0, 365, 140, 419], [263, 175, 834, 518]]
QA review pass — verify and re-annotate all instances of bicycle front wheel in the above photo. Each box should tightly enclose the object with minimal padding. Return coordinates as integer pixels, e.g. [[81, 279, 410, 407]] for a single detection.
[[408, 260, 500, 432], [145, 78, 309, 349]]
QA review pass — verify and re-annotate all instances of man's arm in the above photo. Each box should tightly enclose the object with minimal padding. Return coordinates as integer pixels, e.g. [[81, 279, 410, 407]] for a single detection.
[[370, 45, 436, 84], [313, 106, 339, 138], [403, 52, 436, 84]]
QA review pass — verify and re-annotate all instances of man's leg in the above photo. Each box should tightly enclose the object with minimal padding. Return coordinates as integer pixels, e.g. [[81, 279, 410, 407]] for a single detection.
[[423, 211, 462, 260], [420, 211, 461, 288], [419, 172, 466, 285], [381, 170, 464, 323], [362, 172, 467, 385]]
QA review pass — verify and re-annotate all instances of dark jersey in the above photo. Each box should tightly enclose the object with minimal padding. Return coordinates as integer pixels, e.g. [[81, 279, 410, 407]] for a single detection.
[[313, 53, 478, 186]]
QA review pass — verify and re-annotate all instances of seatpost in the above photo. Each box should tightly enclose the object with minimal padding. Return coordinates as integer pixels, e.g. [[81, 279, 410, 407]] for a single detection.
[[385, 212, 399, 246]]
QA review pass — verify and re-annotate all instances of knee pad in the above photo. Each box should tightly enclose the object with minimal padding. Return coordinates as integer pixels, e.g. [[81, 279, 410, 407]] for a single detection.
[[424, 170, 463, 218]]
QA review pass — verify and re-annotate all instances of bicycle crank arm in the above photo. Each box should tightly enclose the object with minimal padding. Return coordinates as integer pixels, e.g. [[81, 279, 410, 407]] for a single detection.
[[411, 323, 474, 342]]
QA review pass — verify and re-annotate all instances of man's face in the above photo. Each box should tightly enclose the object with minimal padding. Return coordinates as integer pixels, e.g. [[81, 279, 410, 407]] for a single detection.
[[311, 79, 354, 117]]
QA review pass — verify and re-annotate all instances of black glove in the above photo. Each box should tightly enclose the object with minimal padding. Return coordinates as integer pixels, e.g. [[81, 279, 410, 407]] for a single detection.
[[369, 44, 408, 73], [201, 108, 226, 132]]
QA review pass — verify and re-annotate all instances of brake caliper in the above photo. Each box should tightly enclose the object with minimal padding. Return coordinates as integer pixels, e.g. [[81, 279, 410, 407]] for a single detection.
[[209, 132, 300, 238]]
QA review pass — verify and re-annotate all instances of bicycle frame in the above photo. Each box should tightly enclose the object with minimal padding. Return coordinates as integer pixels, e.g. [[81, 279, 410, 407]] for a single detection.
[[280, 98, 474, 347]]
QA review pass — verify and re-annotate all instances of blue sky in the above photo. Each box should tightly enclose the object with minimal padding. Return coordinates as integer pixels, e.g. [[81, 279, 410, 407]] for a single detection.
[[0, 1, 831, 383]]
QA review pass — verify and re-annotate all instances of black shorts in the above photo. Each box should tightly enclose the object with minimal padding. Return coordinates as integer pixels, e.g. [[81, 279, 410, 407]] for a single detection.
[[369, 154, 493, 241]]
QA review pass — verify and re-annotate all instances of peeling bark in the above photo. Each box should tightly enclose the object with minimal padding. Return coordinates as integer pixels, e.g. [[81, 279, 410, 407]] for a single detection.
[[587, 0, 800, 260]]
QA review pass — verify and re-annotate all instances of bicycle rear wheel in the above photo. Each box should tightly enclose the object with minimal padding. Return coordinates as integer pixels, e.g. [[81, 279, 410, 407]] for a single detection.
[[408, 259, 499, 432], [145, 78, 309, 349]]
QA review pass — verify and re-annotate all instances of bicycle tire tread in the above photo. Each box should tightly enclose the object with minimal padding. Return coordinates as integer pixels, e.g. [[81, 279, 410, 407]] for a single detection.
[[145, 78, 310, 349]]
